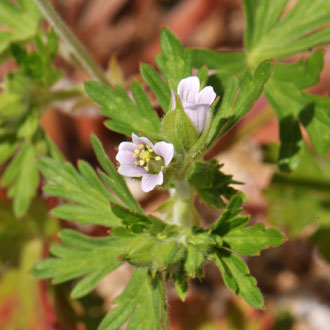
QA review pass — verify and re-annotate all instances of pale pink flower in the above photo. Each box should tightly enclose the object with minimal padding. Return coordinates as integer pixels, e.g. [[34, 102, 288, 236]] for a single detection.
[[171, 76, 216, 134], [116, 133, 174, 192]]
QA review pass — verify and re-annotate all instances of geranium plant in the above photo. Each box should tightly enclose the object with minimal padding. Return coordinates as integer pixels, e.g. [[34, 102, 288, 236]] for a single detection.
[[1, 0, 330, 329]]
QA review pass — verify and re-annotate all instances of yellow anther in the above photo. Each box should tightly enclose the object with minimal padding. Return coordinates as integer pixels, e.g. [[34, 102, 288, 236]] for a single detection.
[[144, 166, 149, 171], [139, 150, 151, 162], [134, 161, 139, 165], [139, 144, 144, 149], [139, 160, 145, 166], [155, 156, 161, 161], [133, 153, 138, 158], [134, 149, 140, 154]]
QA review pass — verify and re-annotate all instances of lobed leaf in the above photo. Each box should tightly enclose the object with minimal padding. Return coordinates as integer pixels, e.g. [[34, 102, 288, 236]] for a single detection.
[[214, 250, 264, 309], [38, 156, 122, 227], [265, 78, 330, 170], [85, 81, 159, 137], [157, 27, 192, 89], [1, 144, 39, 217], [188, 160, 238, 209], [207, 60, 272, 145], [190, 49, 247, 82], [91, 134, 141, 212], [223, 223, 284, 256], [98, 269, 168, 330], [244, 0, 330, 65], [140, 64, 171, 113], [0, 0, 41, 54], [31, 229, 131, 299]]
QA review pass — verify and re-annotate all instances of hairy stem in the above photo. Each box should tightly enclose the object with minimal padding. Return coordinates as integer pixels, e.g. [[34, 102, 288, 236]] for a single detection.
[[34, 0, 108, 85], [173, 179, 199, 227], [49, 86, 85, 103]]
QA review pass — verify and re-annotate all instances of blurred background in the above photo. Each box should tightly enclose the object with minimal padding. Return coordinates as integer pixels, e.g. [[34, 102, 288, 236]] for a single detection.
[[1, 0, 330, 329]]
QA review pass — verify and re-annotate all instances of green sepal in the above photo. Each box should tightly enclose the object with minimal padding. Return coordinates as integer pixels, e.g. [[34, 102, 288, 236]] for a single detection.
[[153, 240, 186, 270], [162, 95, 199, 153], [122, 235, 158, 267]]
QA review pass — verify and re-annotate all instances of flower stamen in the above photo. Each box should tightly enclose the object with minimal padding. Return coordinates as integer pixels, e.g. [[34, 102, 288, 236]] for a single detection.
[[132, 143, 165, 174]]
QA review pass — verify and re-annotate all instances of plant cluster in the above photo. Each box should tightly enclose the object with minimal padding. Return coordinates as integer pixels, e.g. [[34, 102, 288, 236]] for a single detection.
[[0, 0, 330, 329]]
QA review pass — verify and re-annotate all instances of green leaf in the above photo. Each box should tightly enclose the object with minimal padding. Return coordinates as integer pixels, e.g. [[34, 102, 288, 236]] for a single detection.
[[223, 223, 284, 256], [85, 81, 160, 137], [131, 81, 161, 130], [265, 78, 330, 169], [184, 245, 205, 278], [173, 274, 188, 301], [111, 203, 150, 228], [188, 160, 238, 209], [265, 145, 330, 238], [190, 49, 247, 81], [99, 269, 168, 330], [91, 134, 141, 212], [212, 194, 248, 236], [0, 141, 18, 165], [272, 50, 323, 89], [157, 27, 192, 88], [243, 0, 289, 51], [207, 60, 272, 145], [0, 32, 61, 216], [10, 31, 61, 85], [196, 65, 209, 84], [38, 157, 122, 227], [140, 64, 171, 113], [1, 144, 39, 217], [0, 0, 41, 54], [245, 0, 330, 65], [214, 250, 264, 309], [31, 229, 131, 298]]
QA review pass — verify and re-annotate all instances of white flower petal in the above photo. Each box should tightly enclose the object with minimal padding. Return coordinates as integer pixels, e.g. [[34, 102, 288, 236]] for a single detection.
[[118, 164, 146, 177], [178, 76, 200, 104], [118, 141, 138, 152], [184, 104, 209, 133], [198, 86, 216, 105], [141, 172, 164, 192], [116, 149, 135, 165], [153, 142, 174, 166], [132, 133, 153, 147]]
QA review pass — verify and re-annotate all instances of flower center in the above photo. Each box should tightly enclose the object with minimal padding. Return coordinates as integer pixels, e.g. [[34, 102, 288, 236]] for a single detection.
[[133, 144, 164, 174]]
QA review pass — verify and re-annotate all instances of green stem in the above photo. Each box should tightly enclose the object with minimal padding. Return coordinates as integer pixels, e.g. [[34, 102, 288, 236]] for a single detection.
[[273, 174, 330, 192], [172, 179, 199, 227], [34, 0, 108, 85], [49, 86, 85, 103]]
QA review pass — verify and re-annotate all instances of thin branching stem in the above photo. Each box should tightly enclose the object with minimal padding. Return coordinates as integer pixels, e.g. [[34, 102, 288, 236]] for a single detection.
[[34, 0, 109, 85]]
